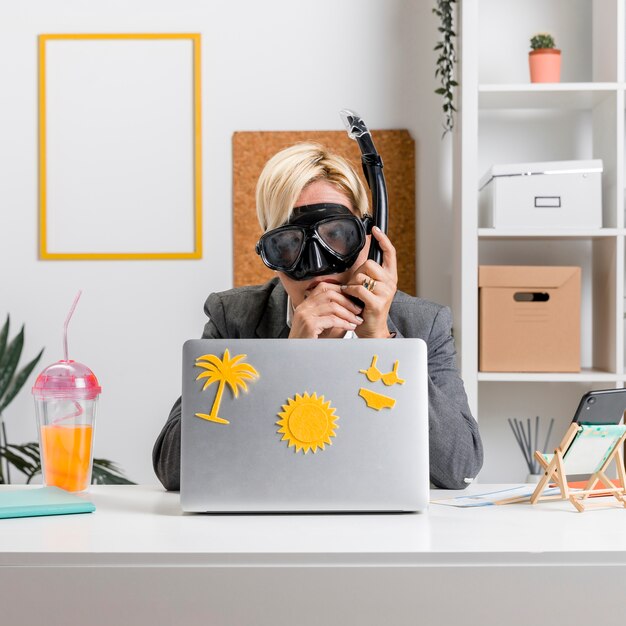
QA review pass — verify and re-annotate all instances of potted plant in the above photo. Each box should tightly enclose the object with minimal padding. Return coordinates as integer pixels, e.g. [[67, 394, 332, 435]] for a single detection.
[[433, 0, 457, 135], [529, 33, 561, 83]]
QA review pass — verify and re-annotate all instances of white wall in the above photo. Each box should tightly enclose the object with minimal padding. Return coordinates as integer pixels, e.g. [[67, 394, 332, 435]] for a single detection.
[[0, 0, 452, 484]]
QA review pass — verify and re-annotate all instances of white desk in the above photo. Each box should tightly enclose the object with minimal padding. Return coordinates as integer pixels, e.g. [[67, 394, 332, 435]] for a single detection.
[[1, 485, 625, 626]]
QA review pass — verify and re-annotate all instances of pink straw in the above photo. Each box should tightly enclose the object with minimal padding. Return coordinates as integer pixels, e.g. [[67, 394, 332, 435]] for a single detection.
[[63, 290, 82, 362]]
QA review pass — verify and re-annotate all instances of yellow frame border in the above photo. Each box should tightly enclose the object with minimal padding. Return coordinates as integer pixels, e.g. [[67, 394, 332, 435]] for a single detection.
[[39, 33, 202, 260]]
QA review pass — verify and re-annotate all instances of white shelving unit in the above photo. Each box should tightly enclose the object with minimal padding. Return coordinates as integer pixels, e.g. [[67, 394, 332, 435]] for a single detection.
[[453, 0, 626, 481]]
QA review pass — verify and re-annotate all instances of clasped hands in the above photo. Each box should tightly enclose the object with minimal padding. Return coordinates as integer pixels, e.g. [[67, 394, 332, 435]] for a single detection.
[[288, 227, 398, 339]]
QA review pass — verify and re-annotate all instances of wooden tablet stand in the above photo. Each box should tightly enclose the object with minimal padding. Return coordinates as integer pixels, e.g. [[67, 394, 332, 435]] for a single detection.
[[530, 422, 626, 512]]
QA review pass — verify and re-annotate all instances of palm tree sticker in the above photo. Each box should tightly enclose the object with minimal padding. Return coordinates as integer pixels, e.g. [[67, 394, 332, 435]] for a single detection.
[[194, 349, 259, 424]]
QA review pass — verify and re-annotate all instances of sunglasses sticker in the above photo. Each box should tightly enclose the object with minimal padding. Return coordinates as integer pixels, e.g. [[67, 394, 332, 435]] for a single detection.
[[194, 349, 259, 425], [276, 392, 339, 454], [358, 355, 405, 411]]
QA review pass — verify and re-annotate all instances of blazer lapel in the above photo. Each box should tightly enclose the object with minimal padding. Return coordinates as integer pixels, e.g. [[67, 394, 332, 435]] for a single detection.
[[255, 280, 290, 338], [386, 315, 400, 337]]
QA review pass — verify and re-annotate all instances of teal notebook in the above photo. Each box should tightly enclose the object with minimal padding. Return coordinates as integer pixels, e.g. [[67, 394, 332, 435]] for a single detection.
[[0, 487, 96, 519]]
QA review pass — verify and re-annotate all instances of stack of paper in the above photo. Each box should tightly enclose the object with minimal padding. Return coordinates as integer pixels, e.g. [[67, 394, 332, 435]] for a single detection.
[[431, 485, 564, 507]]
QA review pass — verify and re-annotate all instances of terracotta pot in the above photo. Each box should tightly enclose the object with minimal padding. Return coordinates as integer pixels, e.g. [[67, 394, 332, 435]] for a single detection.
[[529, 48, 561, 83]]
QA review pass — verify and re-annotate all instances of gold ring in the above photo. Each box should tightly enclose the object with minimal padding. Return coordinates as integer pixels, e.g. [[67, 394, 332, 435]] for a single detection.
[[362, 277, 371, 290], [368, 279, 377, 293]]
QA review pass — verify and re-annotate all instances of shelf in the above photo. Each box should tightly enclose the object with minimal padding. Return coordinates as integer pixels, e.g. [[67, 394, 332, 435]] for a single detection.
[[478, 83, 619, 110], [478, 229, 623, 240], [460, 0, 626, 483], [478, 369, 621, 383]]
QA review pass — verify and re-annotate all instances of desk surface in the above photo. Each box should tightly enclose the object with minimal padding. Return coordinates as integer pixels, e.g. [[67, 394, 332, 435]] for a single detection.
[[2, 484, 626, 567]]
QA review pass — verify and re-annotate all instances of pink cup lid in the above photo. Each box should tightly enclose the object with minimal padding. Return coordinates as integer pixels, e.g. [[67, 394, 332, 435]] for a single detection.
[[32, 360, 101, 400]]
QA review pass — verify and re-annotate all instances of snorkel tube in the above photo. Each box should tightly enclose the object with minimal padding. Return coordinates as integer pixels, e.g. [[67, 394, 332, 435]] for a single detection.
[[339, 109, 388, 266]]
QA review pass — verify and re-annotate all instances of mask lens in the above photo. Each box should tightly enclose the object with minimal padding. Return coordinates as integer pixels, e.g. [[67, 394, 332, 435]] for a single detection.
[[316, 218, 362, 256], [262, 228, 304, 268]]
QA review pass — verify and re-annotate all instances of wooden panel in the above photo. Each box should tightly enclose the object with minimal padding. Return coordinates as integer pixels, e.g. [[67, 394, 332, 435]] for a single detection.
[[233, 130, 416, 295]]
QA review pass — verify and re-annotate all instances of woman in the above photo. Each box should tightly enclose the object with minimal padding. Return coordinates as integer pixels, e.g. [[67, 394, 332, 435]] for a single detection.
[[153, 143, 483, 490]]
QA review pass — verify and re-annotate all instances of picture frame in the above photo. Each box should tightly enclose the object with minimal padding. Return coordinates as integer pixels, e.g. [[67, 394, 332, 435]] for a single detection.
[[38, 33, 202, 260]]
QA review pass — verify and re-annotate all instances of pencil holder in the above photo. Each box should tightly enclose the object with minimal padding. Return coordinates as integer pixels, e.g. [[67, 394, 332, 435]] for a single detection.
[[508, 416, 554, 481]]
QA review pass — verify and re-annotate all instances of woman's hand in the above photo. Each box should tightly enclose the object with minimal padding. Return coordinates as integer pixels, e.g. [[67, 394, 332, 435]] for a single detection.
[[340, 227, 398, 338], [289, 283, 364, 338]]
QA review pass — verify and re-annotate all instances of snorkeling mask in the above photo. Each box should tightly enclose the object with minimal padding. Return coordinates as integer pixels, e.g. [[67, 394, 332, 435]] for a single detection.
[[256, 203, 372, 280], [256, 109, 388, 282]]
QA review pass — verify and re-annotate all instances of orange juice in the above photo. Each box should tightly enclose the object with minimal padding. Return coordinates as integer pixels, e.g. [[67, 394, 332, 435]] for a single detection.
[[40, 424, 93, 492]]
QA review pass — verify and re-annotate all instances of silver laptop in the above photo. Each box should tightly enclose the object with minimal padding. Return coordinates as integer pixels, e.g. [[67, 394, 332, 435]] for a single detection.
[[180, 339, 429, 512]]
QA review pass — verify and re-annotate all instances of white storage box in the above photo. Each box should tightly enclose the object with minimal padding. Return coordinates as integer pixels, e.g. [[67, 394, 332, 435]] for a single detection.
[[479, 159, 603, 229]]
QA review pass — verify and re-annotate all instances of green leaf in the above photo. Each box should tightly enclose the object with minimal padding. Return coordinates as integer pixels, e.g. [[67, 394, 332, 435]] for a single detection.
[[8, 441, 41, 465], [0, 327, 24, 404], [0, 444, 40, 479], [0, 348, 44, 412], [433, 0, 457, 135], [92, 458, 136, 485], [0, 316, 9, 364]]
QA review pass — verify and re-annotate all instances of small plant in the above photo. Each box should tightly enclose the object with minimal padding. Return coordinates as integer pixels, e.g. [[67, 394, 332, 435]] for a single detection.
[[0, 315, 43, 483], [0, 315, 135, 485], [530, 33, 556, 51], [433, 0, 457, 136]]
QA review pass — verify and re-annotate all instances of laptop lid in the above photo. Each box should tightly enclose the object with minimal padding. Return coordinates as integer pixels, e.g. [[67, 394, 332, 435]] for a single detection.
[[181, 338, 428, 512]]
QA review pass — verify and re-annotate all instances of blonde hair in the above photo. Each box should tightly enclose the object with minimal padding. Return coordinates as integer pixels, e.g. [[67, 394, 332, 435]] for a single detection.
[[256, 143, 369, 232]]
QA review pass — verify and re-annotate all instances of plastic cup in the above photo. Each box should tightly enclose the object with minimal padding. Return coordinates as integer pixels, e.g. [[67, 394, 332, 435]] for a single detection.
[[32, 360, 101, 492]]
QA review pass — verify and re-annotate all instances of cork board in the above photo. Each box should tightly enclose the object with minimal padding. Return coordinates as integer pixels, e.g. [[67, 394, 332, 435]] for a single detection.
[[233, 130, 416, 295]]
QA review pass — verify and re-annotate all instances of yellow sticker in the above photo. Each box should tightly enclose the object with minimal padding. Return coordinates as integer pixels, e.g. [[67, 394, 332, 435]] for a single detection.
[[277, 392, 339, 454], [194, 349, 259, 425], [359, 355, 405, 386], [358, 388, 396, 410]]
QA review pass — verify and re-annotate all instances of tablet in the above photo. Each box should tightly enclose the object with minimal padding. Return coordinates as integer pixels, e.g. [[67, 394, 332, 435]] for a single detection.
[[571, 388, 626, 426]]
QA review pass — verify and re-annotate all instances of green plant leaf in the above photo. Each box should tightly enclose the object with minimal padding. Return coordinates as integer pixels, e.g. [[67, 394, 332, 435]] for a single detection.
[[92, 458, 136, 485], [433, 0, 457, 136], [0, 327, 24, 404], [0, 443, 40, 480], [11, 442, 41, 465], [0, 316, 9, 364], [530, 33, 555, 50], [0, 348, 44, 412]]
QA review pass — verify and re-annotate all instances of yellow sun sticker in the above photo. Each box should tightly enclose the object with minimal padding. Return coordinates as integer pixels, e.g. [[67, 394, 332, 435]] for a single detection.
[[277, 392, 339, 454], [194, 349, 259, 425]]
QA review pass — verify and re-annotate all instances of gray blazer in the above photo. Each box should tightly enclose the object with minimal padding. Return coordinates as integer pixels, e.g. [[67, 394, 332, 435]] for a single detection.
[[153, 278, 483, 490]]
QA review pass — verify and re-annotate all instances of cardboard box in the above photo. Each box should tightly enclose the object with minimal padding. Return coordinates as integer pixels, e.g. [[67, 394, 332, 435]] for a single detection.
[[479, 266, 581, 372], [478, 160, 602, 230]]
